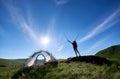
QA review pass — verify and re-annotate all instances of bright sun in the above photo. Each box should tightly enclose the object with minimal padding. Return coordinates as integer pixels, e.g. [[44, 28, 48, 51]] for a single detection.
[[40, 36, 50, 46]]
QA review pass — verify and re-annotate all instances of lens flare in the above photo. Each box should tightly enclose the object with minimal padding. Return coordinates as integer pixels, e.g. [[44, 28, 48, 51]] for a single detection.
[[40, 36, 50, 46]]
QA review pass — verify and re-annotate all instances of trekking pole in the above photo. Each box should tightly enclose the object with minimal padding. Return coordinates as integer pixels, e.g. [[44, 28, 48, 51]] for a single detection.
[[75, 33, 80, 41], [64, 33, 72, 43], [64, 33, 69, 41]]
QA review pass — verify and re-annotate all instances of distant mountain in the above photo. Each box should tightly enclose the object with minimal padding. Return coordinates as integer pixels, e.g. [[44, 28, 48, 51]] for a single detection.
[[96, 44, 120, 61], [0, 58, 44, 67], [0, 58, 26, 67]]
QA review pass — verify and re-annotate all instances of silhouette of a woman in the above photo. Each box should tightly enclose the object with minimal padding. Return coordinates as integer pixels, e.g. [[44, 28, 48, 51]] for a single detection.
[[68, 40, 80, 57]]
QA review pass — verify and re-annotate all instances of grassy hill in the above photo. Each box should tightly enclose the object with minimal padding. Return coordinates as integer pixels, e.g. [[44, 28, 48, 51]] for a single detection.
[[0, 58, 44, 78], [0, 44, 120, 79], [0, 58, 44, 67], [12, 62, 120, 79], [0, 58, 26, 67], [96, 44, 120, 61], [0, 57, 120, 79], [0, 58, 25, 78]]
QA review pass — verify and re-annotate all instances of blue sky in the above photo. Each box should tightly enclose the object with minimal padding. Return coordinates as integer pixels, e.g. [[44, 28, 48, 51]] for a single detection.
[[0, 0, 120, 59]]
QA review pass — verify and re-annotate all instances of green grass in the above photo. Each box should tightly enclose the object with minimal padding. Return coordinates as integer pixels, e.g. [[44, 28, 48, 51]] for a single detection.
[[0, 66, 20, 79], [0, 58, 120, 79], [96, 44, 120, 62], [0, 58, 26, 67], [0, 58, 25, 78], [3, 62, 118, 79], [1, 43, 120, 79]]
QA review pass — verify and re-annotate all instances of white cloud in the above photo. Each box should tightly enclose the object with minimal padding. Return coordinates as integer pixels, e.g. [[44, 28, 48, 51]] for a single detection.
[[85, 37, 110, 55], [21, 21, 41, 45], [78, 9, 120, 43], [2, 0, 42, 47], [2, 0, 64, 52], [47, 17, 56, 36], [56, 45, 64, 52], [54, 0, 71, 5]]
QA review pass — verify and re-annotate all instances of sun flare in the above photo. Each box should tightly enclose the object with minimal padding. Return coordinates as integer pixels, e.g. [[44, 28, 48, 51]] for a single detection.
[[40, 36, 50, 46]]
